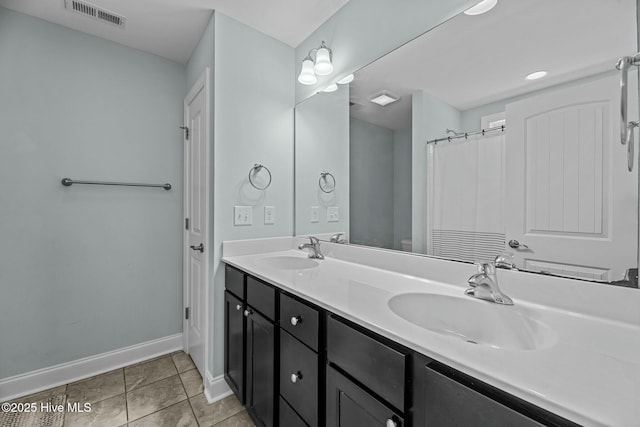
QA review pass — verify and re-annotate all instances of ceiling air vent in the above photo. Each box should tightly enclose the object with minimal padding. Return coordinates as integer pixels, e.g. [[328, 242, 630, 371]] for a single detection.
[[64, 0, 126, 29]]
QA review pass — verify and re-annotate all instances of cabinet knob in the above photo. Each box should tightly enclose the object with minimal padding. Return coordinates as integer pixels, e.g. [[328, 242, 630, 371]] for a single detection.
[[290, 316, 302, 326], [235, 304, 242, 311], [290, 371, 303, 383], [385, 419, 398, 427], [244, 309, 252, 317]]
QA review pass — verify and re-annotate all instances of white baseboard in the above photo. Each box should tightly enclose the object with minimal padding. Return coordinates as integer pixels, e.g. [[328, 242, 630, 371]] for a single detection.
[[204, 371, 232, 403], [0, 333, 183, 402]]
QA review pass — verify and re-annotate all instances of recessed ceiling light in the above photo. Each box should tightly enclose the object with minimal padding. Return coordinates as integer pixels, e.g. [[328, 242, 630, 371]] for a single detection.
[[525, 71, 548, 80], [337, 74, 354, 85], [369, 91, 400, 106], [464, 0, 498, 15], [323, 84, 338, 93]]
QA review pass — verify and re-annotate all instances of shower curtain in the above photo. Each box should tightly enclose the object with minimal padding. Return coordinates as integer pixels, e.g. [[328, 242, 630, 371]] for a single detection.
[[427, 133, 506, 263]]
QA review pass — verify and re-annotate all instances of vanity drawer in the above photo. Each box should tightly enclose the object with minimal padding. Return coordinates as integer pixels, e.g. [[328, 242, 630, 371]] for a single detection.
[[225, 265, 245, 299], [280, 330, 318, 427], [279, 397, 308, 427], [280, 293, 320, 351], [246, 276, 276, 321], [327, 315, 407, 411]]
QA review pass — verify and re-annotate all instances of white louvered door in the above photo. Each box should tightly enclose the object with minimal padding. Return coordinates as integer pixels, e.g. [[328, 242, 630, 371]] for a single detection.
[[505, 73, 637, 281]]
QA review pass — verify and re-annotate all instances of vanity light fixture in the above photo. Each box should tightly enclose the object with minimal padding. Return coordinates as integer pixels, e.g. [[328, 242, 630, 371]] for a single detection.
[[369, 91, 400, 106], [525, 70, 548, 80], [297, 41, 334, 85], [464, 0, 498, 15], [337, 74, 354, 85], [323, 84, 338, 93]]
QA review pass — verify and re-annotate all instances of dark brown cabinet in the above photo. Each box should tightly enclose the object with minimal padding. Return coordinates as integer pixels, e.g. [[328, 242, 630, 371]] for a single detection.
[[326, 366, 403, 427], [224, 263, 580, 427], [245, 307, 276, 427]]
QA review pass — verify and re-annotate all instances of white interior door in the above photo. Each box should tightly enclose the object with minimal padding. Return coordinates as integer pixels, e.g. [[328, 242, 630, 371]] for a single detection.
[[505, 73, 638, 281], [184, 70, 209, 375]]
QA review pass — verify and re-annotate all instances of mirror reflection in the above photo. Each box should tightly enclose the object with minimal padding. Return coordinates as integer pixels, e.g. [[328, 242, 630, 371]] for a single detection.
[[294, 0, 639, 285]]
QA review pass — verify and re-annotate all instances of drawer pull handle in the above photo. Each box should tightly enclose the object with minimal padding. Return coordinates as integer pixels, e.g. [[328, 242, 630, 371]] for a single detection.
[[290, 371, 303, 383], [385, 419, 398, 427], [290, 316, 302, 326], [235, 304, 242, 311], [244, 309, 252, 317]]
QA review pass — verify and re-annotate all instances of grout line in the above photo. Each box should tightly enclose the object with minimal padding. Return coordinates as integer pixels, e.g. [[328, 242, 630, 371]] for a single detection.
[[127, 398, 190, 424], [123, 369, 130, 422]]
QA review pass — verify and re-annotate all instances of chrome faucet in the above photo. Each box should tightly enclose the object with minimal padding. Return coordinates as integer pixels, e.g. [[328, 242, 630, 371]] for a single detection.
[[298, 236, 324, 259], [330, 233, 347, 244], [465, 261, 513, 305]]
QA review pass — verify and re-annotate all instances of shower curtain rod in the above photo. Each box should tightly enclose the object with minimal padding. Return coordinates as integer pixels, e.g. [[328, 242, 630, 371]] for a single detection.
[[426, 125, 505, 145]]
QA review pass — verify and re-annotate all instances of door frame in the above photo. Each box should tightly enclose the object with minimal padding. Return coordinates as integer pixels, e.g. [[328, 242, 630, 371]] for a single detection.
[[183, 68, 211, 375]]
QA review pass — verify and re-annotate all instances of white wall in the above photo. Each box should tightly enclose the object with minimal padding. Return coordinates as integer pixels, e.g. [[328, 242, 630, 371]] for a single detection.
[[295, 86, 350, 237], [212, 12, 295, 377], [0, 7, 186, 379], [393, 127, 412, 250], [349, 118, 394, 248]]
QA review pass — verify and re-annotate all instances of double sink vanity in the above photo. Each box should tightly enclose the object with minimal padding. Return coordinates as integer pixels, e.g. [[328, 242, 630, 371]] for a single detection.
[[222, 237, 640, 427]]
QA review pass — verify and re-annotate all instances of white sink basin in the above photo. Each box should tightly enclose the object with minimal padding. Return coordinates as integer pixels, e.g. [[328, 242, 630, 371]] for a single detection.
[[388, 293, 556, 351], [257, 256, 319, 270]]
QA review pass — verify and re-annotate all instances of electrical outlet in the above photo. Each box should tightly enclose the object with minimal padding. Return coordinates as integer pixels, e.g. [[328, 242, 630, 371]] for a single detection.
[[264, 206, 275, 224], [327, 206, 339, 222], [310, 206, 319, 223], [234, 206, 253, 225]]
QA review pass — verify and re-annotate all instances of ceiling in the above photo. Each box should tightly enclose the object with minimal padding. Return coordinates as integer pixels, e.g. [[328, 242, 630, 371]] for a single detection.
[[349, 0, 636, 130], [0, 0, 350, 64]]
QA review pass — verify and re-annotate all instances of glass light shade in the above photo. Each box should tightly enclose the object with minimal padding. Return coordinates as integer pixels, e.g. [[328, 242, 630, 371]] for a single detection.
[[337, 74, 354, 85], [298, 59, 317, 85], [464, 0, 498, 15], [525, 70, 548, 80], [314, 47, 333, 76], [323, 84, 338, 93]]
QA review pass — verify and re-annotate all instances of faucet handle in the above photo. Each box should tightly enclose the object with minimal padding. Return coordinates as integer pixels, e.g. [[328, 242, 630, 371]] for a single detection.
[[474, 262, 486, 274], [494, 252, 516, 269], [308, 236, 320, 245]]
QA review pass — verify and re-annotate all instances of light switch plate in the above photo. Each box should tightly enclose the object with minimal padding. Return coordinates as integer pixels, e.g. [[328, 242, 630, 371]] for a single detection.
[[264, 206, 275, 224], [327, 206, 339, 222], [234, 206, 253, 225], [310, 206, 319, 223]]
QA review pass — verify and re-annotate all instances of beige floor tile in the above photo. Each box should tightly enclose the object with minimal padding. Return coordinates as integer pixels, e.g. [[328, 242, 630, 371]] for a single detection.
[[128, 400, 198, 427], [179, 369, 204, 398], [125, 356, 177, 391], [126, 375, 187, 421], [213, 410, 255, 427], [171, 352, 196, 373], [63, 393, 127, 427], [67, 369, 125, 405], [190, 394, 243, 427]]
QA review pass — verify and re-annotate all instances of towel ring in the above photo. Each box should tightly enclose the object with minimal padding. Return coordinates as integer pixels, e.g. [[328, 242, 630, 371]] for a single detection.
[[249, 163, 272, 190], [319, 171, 336, 193]]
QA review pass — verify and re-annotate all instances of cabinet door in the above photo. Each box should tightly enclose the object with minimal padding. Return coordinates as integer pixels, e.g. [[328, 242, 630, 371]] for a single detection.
[[224, 291, 245, 403], [326, 366, 403, 427], [246, 307, 276, 427]]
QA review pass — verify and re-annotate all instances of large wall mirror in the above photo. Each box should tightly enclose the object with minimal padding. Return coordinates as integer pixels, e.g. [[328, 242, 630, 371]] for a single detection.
[[295, 0, 640, 287]]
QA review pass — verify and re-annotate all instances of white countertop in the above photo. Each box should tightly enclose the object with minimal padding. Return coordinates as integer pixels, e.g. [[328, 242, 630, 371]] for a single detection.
[[222, 243, 640, 427]]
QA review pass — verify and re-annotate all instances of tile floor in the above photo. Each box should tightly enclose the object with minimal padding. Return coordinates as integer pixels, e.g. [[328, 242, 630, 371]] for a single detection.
[[5, 351, 255, 427]]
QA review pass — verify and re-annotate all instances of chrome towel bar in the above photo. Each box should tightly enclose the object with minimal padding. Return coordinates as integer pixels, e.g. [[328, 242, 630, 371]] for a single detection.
[[61, 178, 171, 190]]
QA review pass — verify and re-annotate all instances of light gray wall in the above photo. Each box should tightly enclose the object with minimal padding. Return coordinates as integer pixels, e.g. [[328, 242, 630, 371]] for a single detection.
[[349, 118, 394, 249], [412, 91, 462, 253], [212, 12, 295, 376], [294, 0, 477, 103], [393, 127, 412, 250], [295, 86, 350, 237], [0, 7, 186, 378]]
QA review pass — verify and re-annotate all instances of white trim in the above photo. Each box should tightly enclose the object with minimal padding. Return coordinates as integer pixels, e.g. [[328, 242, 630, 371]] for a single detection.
[[203, 372, 233, 404], [0, 333, 182, 402], [183, 68, 211, 380]]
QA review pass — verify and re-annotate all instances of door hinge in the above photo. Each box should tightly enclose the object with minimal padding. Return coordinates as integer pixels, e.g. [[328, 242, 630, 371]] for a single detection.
[[179, 126, 189, 141], [185, 307, 190, 320], [185, 218, 190, 230]]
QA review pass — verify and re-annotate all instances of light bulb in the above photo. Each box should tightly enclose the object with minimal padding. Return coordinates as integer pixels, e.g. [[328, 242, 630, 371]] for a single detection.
[[337, 74, 354, 85], [464, 0, 498, 15], [298, 58, 317, 85], [314, 47, 333, 76], [323, 84, 338, 93]]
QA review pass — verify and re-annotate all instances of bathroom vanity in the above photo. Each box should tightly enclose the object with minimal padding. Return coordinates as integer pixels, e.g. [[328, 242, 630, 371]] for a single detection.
[[221, 238, 640, 427]]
